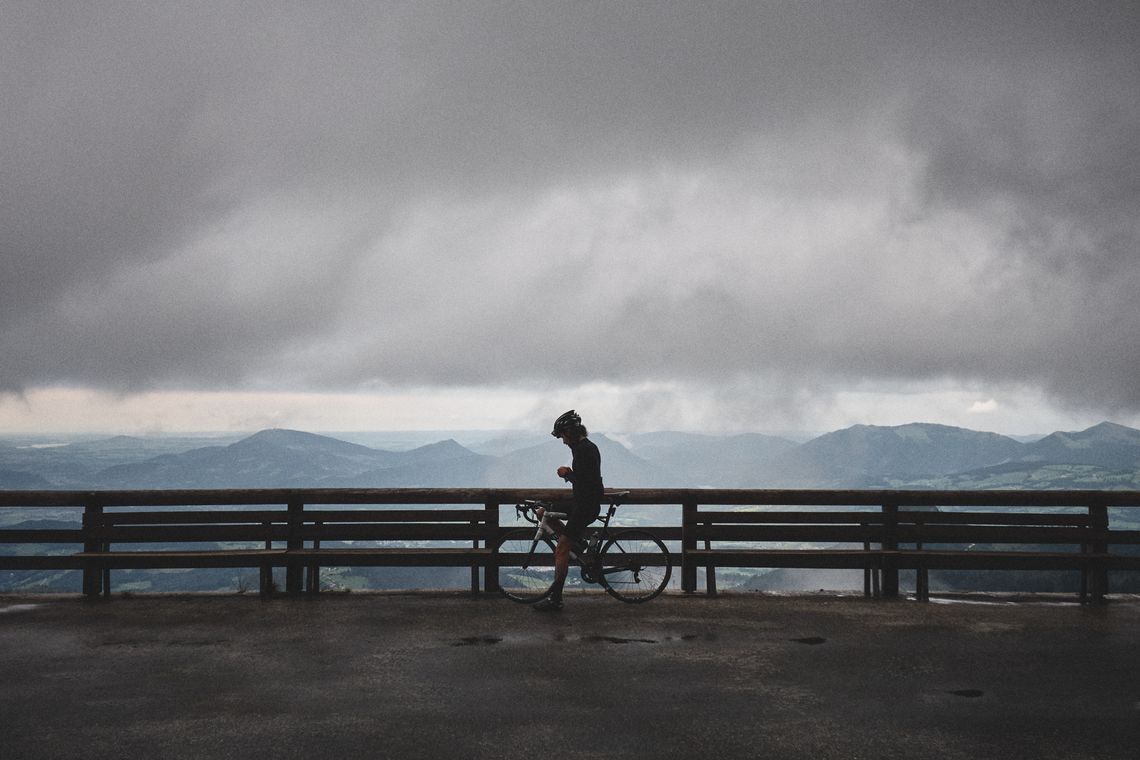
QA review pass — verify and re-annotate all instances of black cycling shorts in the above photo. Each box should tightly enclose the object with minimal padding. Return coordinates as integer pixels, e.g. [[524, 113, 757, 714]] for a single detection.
[[563, 498, 601, 540]]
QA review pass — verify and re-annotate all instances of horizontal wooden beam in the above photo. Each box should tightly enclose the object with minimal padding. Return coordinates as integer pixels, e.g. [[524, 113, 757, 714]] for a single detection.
[[687, 549, 882, 569], [286, 548, 492, 567], [892, 550, 1097, 571], [73, 550, 286, 569], [298, 525, 494, 541], [93, 526, 290, 543], [692, 525, 885, 543], [0, 554, 86, 570]]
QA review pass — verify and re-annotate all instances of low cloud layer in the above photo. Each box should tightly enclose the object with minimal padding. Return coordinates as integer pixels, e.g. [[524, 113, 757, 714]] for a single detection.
[[3, 2, 1139, 426]]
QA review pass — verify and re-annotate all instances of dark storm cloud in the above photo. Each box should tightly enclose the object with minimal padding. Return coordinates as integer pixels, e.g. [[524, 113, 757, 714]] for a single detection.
[[887, 2, 1140, 409], [3, 2, 1139, 414]]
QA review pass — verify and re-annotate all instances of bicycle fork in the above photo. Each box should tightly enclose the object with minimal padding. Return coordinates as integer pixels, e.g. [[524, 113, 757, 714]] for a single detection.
[[521, 514, 563, 570]]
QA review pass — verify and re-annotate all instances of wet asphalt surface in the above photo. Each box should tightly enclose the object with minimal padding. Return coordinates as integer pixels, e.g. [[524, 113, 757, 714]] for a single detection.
[[2, 591, 1138, 760]]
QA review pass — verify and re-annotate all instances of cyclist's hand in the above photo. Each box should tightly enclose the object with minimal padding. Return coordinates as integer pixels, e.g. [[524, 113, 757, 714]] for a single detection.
[[535, 506, 545, 519], [557, 466, 572, 480]]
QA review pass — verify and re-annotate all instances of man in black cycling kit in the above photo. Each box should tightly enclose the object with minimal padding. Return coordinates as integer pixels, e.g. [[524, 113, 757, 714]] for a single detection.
[[533, 410, 604, 612]]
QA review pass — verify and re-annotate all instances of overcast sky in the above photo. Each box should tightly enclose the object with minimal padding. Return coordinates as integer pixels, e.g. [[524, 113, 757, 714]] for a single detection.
[[3, 1, 1139, 436]]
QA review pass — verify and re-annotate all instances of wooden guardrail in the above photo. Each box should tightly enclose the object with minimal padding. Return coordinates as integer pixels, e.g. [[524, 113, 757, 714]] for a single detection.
[[673, 489, 1140, 600], [2, 489, 1138, 601]]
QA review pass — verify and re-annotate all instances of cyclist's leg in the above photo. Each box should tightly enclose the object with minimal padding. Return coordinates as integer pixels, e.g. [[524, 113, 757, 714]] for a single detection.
[[533, 535, 572, 611], [553, 533, 573, 592], [542, 500, 599, 605]]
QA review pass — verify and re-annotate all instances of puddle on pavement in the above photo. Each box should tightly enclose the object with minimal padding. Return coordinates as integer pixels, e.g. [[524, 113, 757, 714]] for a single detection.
[[166, 639, 231, 648], [452, 636, 503, 647], [95, 637, 229, 648], [97, 638, 160, 648], [947, 689, 985, 698], [583, 635, 658, 645], [448, 632, 705, 646]]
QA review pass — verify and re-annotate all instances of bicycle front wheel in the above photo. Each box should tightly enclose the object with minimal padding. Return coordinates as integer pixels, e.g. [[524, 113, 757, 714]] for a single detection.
[[494, 528, 557, 603], [598, 529, 671, 603]]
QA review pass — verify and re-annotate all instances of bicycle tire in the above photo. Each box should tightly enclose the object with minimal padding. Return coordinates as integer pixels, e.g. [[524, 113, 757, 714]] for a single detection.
[[494, 527, 558, 603], [598, 529, 671, 603]]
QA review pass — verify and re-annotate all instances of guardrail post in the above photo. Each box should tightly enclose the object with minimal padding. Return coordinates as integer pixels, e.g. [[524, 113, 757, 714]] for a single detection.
[[259, 519, 274, 597], [81, 502, 104, 598], [483, 503, 500, 593], [861, 518, 880, 598], [1089, 504, 1109, 603], [681, 501, 698, 593], [307, 520, 322, 594], [881, 504, 899, 598], [285, 501, 304, 594]]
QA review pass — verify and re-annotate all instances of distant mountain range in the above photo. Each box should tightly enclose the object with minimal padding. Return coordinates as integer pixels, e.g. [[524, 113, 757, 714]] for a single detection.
[[3, 421, 1140, 491], [5, 422, 1140, 595]]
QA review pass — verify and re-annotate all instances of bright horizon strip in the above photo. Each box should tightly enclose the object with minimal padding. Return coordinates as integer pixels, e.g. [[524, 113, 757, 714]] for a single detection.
[[0, 384, 1127, 438], [0, 387, 545, 436]]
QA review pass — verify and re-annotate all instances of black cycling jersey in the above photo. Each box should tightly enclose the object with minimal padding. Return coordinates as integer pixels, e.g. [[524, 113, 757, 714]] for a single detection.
[[566, 437, 605, 501], [562, 437, 604, 540]]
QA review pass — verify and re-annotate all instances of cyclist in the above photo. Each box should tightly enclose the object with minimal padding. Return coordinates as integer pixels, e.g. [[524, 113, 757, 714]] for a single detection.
[[533, 410, 604, 611]]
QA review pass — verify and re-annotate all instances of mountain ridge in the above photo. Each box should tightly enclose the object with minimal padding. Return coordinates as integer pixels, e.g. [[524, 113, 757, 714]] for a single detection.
[[753, 422, 1025, 487], [3, 421, 1140, 490]]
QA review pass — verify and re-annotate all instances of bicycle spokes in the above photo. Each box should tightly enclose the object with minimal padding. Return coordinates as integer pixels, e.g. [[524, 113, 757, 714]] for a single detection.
[[496, 528, 557, 603], [598, 530, 671, 603]]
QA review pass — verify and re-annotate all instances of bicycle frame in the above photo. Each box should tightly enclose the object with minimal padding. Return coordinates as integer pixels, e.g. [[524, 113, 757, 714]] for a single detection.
[[500, 491, 671, 603], [514, 498, 620, 575]]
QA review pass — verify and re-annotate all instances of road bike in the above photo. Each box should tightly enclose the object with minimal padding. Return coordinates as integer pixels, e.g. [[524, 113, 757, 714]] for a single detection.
[[495, 490, 672, 603]]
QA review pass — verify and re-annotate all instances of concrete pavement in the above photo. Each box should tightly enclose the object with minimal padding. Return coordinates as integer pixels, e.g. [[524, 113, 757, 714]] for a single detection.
[[2, 591, 1139, 760]]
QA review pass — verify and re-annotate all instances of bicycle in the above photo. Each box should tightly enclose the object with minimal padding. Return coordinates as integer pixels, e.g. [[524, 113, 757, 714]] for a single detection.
[[494, 490, 672, 604]]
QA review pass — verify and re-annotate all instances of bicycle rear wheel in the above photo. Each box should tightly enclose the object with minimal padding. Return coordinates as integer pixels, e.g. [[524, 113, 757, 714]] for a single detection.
[[598, 529, 671, 603], [494, 528, 557, 603]]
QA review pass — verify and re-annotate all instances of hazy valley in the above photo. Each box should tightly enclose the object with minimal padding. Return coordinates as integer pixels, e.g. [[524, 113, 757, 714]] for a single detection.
[[4, 421, 1140, 594]]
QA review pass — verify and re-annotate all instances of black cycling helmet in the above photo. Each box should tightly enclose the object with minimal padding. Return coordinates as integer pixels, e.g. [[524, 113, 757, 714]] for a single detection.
[[551, 409, 582, 437]]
